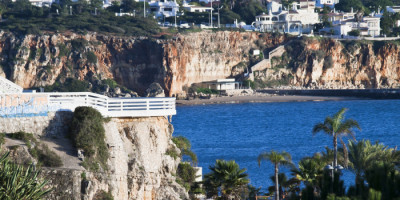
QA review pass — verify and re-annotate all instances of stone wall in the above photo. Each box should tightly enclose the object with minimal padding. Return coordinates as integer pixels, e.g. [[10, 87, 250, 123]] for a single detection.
[[0, 111, 72, 136]]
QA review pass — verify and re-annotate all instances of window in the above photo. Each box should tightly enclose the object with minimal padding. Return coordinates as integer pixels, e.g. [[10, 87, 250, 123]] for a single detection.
[[164, 7, 172, 11]]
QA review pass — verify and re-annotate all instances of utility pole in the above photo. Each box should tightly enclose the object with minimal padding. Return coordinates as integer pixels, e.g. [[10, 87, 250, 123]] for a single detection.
[[144, 0, 146, 17], [210, 0, 213, 27], [218, 5, 223, 28], [70, 6, 72, 15]]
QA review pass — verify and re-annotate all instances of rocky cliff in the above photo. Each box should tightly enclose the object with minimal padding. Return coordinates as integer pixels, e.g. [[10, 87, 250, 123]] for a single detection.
[[255, 38, 400, 89], [1, 114, 187, 200], [0, 31, 287, 96], [1, 31, 400, 97]]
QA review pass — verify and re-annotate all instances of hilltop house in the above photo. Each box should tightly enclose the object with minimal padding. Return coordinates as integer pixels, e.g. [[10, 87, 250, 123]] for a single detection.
[[149, 0, 180, 18], [319, 9, 381, 37], [182, 2, 212, 13], [252, 0, 319, 34], [315, 0, 339, 8]]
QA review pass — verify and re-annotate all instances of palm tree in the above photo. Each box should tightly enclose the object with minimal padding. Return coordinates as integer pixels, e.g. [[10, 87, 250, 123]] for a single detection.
[[312, 108, 360, 170], [347, 140, 377, 193], [292, 153, 326, 198], [258, 150, 294, 200], [203, 160, 249, 199]]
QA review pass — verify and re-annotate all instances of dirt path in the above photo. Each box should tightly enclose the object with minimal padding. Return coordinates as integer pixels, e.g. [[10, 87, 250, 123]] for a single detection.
[[4, 136, 83, 170]]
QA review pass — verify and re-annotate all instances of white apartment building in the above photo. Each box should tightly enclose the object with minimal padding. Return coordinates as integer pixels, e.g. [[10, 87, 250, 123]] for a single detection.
[[149, 0, 179, 18], [252, 0, 319, 34], [320, 10, 381, 37]]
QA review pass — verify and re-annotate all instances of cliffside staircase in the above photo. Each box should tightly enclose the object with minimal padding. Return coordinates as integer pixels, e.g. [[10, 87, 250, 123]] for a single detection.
[[245, 41, 291, 81]]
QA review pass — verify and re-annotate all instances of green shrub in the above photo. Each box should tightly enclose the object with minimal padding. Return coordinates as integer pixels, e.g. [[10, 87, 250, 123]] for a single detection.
[[7, 132, 62, 167], [323, 56, 334, 70], [177, 162, 197, 191], [57, 43, 69, 57], [196, 87, 219, 94], [242, 80, 255, 89], [44, 78, 90, 92], [348, 29, 360, 37], [165, 147, 179, 160], [86, 51, 97, 64], [8, 131, 37, 148], [35, 144, 63, 167], [70, 106, 109, 171], [0, 133, 5, 146], [71, 38, 88, 51]]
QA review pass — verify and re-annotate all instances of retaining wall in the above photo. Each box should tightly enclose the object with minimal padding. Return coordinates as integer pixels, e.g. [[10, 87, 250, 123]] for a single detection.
[[0, 111, 73, 136]]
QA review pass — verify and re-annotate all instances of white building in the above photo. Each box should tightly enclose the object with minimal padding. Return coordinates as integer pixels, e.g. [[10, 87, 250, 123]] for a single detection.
[[320, 10, 381, 37], [12, 0, 53, 7], [315, 0, 339, 8], [149, 0, 179, 18], [182, 3, 212, 13], [201, 79, 240, 90], [252, 0, 319, 34]]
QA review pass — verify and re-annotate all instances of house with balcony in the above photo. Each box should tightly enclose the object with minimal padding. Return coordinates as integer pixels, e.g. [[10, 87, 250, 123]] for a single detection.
[[252, 0, 319, 34], [149, 0, 179, 18], [319, 9, 381, 37]]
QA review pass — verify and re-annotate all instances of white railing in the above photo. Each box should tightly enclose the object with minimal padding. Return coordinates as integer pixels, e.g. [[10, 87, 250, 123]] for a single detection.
[[1, 92, 176, 118], [47, 92, 176, 117]]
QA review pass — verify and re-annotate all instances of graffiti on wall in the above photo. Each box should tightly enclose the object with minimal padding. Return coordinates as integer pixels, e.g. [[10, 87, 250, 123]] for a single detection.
[[0, 94, 60, 118]]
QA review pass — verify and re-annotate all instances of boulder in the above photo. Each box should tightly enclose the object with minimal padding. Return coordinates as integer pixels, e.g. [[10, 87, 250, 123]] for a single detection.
[[145, 83, 165, 97]]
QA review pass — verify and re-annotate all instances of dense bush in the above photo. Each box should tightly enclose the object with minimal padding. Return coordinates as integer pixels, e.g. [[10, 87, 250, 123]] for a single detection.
[[86, 51, 97, 64], [43, 78, 90, 92], [70, 106, 109, 171], [196, 87, 219, 95]]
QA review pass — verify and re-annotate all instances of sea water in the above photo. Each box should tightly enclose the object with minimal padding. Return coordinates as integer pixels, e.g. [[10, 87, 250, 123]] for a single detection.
[[172, 100, 400, 189]]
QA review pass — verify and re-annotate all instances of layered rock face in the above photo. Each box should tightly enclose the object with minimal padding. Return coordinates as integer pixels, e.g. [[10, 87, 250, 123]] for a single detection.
[[257, 38, 400, 89], [0, 31, 287, 96], [162, 31, 287, 96], [1, 31, 399, 97]]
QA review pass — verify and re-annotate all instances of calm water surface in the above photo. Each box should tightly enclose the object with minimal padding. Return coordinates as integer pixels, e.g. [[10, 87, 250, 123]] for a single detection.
[[172, 100, 400, 189]]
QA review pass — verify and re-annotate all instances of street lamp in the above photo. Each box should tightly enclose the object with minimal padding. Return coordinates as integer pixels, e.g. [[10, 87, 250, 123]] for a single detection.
[[325, 163, 344, 193], [217, 5, 223, 28]]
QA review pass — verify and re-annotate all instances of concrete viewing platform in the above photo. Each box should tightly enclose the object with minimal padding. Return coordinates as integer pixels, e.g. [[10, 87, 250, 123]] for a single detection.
[[0, 76, 176, 118]]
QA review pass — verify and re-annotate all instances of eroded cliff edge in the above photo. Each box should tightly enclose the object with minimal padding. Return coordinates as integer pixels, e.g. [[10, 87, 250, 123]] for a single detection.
[[0, 31, 287, 96], [1, 31, 400, 97], [0, 114, 188, 200]]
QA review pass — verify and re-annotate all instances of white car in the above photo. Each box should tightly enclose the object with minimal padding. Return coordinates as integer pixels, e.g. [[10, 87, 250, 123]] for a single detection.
[[180, 23, 190, 28]]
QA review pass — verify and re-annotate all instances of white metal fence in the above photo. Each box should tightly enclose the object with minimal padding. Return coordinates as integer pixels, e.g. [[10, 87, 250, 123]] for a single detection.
[[1, 92, 176, 118]]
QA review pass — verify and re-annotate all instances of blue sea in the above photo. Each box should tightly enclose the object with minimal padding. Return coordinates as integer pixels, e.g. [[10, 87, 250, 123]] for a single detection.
[[172, 100, 400, 190]]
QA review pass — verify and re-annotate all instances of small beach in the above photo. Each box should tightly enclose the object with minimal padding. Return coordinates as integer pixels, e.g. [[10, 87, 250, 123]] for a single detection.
[[176, 94, 364, 105]]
